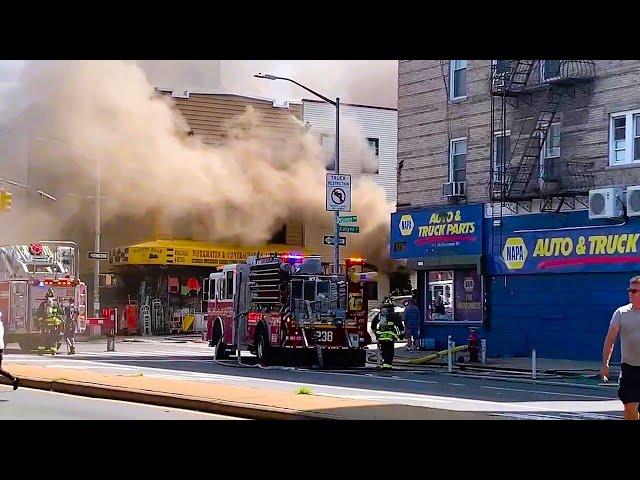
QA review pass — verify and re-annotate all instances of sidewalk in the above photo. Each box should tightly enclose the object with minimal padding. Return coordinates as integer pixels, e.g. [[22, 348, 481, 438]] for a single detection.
[[390, 344, 609, 378], [0, 363, 495, 420]]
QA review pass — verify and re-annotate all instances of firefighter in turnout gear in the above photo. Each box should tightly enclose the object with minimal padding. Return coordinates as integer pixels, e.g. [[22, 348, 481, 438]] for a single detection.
[[37, 289, 64, 354], [375, 297, 403, 369]]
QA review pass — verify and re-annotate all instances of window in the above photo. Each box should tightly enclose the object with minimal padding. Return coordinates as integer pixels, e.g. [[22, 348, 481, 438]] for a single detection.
[[225, 271, 234, 300], [450, 138, 467, 182], [320, 133, 335, 170], [366, 137, 379, 156], [609, 110, 640, 165], [540, 123, 561, 180], [541, 60, 562, 81], [428, 271, 454, 322], [366, 137, 380, 174], [450, 60, 467, 100], [493, 132, 510, 184]]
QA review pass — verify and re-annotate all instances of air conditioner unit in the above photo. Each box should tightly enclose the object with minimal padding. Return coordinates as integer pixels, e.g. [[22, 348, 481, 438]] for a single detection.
[[588, 187, 624, 219], [443, 181, 466, 197], [626, 186, 640, 216]]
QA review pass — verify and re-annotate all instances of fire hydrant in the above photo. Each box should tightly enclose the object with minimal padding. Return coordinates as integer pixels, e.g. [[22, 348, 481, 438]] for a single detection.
[[468, 328, 480, 363]]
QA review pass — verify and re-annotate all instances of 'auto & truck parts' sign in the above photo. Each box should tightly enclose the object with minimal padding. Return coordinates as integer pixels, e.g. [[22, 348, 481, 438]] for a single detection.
[[492, 225, 640, 274]]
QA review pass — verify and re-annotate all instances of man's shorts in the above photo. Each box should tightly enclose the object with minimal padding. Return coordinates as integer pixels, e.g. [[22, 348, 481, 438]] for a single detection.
[[404, 327, 418, 339], [618, 363, 640, 404]]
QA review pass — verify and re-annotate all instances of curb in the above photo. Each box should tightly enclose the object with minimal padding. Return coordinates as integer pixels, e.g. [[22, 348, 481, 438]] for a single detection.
[[2, 377, 338, 420]]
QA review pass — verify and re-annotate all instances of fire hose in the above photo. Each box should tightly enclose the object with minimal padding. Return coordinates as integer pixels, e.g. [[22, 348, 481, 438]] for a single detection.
[[408, 344, 469, 365]]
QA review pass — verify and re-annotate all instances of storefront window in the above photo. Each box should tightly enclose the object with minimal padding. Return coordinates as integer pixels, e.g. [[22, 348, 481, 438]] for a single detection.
[[426, 269, 483, 324], [428, 270, 454, 321]]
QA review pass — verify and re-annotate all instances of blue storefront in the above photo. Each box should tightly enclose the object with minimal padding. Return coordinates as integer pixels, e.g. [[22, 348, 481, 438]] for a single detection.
[[391, 204, 637, 361]]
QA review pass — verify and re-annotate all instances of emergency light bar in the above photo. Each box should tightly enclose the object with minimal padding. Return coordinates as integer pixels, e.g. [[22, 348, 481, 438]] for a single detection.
[[32, 278, 78, 287]]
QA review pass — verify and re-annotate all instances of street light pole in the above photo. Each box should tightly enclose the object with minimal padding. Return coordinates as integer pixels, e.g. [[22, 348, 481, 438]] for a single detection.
[[94, 151, 101, 316], [254, 73, 342, 274], [334, 98, 340, 274], [34, 137, 102, 317]]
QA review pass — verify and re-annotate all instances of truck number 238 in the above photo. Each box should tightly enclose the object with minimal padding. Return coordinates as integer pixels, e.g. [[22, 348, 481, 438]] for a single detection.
[[315, 331, 333, 343]]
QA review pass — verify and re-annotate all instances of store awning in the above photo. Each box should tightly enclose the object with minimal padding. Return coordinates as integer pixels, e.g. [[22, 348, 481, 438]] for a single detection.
[[407, 255, 483, 273], [109, 239, 309, 268]]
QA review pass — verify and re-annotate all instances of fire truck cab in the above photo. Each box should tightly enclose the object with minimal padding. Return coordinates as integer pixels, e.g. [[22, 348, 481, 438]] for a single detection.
[[204, 254, 376, 368], [0, 241, 87, 351]]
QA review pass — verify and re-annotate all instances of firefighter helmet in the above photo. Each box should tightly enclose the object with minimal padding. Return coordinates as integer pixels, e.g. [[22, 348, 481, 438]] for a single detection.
[[45, 288, 55, 298]]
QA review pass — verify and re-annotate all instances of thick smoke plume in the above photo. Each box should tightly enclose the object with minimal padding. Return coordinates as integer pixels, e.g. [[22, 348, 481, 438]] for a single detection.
[[0, 61, 394, 269]]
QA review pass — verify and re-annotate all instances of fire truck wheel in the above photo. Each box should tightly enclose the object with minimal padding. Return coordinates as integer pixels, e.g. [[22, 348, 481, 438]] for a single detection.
[[256, 327, 271, 366], [213, 321, 228, 360]]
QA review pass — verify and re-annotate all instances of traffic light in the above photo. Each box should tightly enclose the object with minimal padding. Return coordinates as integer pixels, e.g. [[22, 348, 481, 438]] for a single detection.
[[0, 190, 12, 211]]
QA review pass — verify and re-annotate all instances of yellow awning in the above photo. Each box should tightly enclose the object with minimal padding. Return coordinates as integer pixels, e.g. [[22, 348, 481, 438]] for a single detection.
[[109, 239, 310, 267]]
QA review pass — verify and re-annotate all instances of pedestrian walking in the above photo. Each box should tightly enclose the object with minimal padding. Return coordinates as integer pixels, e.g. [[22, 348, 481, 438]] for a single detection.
[[601, 275, 640, 420], [0, 311, 19, 390], [402, 298, 420, 351]]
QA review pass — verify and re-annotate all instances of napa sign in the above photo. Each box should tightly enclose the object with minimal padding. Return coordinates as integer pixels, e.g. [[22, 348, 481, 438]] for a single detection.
[[492, 225, 640, 274]]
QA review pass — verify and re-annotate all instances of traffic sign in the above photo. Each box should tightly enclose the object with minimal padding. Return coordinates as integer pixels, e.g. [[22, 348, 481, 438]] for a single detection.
[[88, 251, 108, 260], [339, 225, 360, 233], [326, 174, 351, 212], [338, 215, 357, 225], [323, 235, 347, 246]]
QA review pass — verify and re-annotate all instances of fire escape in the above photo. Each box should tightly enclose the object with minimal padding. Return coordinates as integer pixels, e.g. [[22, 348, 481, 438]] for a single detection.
[[489, 60, 596, 255]]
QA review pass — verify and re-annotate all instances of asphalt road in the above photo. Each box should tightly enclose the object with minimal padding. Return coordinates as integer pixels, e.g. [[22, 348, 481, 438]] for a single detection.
[[0, 384, 242, 420], [3, 338, 625, 420]]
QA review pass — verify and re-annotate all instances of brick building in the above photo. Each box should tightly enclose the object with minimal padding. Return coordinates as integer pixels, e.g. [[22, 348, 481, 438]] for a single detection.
[[392, 60, 640, 360]]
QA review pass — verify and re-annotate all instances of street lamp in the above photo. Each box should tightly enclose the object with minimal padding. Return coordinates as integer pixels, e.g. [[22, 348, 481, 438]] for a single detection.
[[34, 137, 102, 317], [254, 73, 342, 274], [0, 177, 57, 202]]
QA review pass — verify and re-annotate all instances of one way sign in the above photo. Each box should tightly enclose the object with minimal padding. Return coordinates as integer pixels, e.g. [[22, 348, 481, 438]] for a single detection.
[[323, 235, 346, 246]]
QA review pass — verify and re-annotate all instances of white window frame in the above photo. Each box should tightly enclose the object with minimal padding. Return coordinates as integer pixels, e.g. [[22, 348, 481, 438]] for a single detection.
[[449, 137, 467, 183], [320, 133, 336, 170], [366, 137, 380, 174], [609, 109, 640, 166], [493, 130, 511, 184], [542, 123, 561, 159], [540, 123, 561, 179], [449, 60, 467, 100]]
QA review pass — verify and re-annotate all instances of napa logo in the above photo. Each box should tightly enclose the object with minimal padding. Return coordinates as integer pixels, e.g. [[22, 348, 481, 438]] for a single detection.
[[502, 237, 528, 270], [399, 214, 414, 236]]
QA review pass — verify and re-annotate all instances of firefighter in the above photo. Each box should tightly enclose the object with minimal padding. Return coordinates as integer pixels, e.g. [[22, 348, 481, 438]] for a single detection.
[[375, 297, 403, 369], [64, 297, 78, 355], [38, 289, 63, 354]]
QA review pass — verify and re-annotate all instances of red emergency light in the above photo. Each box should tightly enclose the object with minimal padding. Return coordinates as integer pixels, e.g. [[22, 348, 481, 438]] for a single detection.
[[33, 278, 77, 287], [345, 257, 365, 267], [280, 254, 304, 262]]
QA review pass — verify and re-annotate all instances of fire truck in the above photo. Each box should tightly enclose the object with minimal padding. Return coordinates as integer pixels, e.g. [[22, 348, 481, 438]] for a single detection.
[[0, 241, 87, 352], [203, 254, 376, 368]]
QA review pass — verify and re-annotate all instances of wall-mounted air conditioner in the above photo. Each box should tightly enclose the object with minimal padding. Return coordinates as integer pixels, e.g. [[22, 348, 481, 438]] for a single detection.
[[588, 187, 624, 219], [443, 181, 466, 197], [626, 186, 640, 217]]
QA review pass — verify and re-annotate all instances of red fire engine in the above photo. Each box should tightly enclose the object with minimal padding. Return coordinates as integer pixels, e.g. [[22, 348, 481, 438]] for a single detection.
[[203, 254, 376, 368], [0, 241, 87, 351]]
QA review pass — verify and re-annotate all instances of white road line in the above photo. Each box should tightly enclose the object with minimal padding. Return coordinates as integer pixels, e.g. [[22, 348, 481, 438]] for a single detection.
[[480, 385, 613, 400]]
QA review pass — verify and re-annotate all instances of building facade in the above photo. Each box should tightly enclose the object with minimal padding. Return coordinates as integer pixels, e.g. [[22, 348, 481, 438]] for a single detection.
[[302, 99, 398, 305], [393, 60, 640, 360]]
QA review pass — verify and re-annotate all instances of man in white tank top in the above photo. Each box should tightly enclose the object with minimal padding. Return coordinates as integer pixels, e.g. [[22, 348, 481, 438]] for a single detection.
[[602, 275, 640, 420]]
